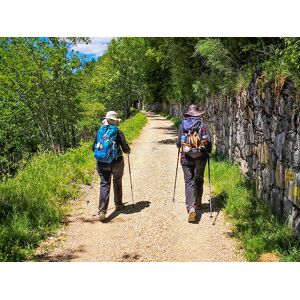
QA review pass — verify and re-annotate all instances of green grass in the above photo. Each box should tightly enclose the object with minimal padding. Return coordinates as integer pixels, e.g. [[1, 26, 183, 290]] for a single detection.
[[119, 111, 148, 143], [207, 154, 300, 261], [0, 111, 147, 261], [0, 143, 94, 261]]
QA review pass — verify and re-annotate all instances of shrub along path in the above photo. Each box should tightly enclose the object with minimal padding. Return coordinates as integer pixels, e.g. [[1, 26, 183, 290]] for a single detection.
[[34, 112, 244, 261]]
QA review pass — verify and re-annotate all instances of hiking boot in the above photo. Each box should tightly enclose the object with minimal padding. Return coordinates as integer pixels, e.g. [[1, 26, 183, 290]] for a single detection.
[[98, 211, 106, 222], [115, 203, 125, 211], [188, 209, 196, 223]]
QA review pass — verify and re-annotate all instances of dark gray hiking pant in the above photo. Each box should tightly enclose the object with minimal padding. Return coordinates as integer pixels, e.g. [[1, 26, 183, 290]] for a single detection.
[[181, 154, 207, 212], [97, 157, 124, 213]]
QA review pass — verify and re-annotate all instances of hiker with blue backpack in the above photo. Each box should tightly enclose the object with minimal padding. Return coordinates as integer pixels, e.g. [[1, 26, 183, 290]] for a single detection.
[[92, 111, 130, 221], [176, 105, 212, 223]]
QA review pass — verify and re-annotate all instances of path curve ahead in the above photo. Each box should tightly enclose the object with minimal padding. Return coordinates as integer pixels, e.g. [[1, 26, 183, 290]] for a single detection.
[[35, 112, 244, 262]]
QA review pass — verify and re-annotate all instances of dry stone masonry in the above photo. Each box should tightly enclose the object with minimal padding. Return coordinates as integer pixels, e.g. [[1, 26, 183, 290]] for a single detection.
[[143, 74, 300, 235]]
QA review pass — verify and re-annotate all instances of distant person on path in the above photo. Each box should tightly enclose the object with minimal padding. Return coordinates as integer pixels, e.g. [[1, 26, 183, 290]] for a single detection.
[[92, 111, 130, 221], [176, 105, 212, 223]]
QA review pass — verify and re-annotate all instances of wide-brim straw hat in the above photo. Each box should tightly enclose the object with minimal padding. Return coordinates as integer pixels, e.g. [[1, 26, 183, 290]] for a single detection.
[[184, 104, 206, 117]]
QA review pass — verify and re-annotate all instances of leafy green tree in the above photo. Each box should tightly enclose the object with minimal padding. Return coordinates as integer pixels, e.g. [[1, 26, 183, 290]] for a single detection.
[[77, 101, 106, 141], [82, 38, 148, 118], [143, 38, 203, 104], [0, 38, 85, 179]]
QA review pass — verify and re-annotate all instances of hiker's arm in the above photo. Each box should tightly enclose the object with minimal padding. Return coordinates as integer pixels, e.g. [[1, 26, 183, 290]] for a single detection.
[[176, 124, 182, 148], [203, 123, 212, 153], [118, 130, 131, 154], [92, 134, 97, 151]]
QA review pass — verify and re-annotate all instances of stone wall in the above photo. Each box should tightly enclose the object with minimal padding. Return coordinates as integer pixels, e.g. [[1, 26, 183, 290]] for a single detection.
[[143, 75, 300, 234]]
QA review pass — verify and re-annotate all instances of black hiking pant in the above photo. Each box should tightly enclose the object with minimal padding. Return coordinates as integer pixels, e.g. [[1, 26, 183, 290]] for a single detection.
[[180, 153, 207, 212], [97, 157, 124, 213]]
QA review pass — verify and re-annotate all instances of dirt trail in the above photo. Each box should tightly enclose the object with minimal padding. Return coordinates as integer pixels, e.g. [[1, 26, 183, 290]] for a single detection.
[[35, 112, 244, 262]]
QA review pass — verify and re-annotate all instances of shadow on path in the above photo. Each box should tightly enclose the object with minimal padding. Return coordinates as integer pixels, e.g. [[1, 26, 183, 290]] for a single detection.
[[200, 192, 228, 225], [33, 244, 87, 262], [157, 138, 177, 144], [153, 126, 178, 135], [34, 252, 79, 262], [175, 192, 228, 225], [200, 192, 227, 213], [148, 116, 165, 121], [103, 200, 151, 223]]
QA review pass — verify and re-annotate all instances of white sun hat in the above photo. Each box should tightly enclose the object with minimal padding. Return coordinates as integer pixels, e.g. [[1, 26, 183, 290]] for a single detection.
[[102, 111, 121, 125]]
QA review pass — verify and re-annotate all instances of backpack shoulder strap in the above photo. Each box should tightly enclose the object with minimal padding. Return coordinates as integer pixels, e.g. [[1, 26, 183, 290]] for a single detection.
[[97, 125, 108, 137]]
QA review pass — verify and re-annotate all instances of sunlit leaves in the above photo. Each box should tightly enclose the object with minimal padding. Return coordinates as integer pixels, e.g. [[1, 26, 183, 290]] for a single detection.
[[0, 37, 85, 179]]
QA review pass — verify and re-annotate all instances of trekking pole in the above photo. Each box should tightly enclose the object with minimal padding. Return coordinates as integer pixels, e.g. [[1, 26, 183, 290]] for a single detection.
[[127, 154, 134, 206], [172, 148, 180, 202], [208, 155, 213, 218], [87, 168, 97, 205]]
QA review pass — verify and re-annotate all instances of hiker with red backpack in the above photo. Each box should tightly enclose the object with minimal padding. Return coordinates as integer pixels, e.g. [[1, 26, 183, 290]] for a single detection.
[[176, 105, 212, 223], [92, 111, 130, 221]]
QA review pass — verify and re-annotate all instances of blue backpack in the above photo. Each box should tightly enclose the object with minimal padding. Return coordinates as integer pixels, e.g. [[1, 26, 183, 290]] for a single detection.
[[182, 116, 203, 134], [94, 125, 122, 163], [181, 117, 208, 158]]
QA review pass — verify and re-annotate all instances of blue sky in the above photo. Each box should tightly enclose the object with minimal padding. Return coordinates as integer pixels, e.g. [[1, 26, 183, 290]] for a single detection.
[[71, 37, 113, 61]]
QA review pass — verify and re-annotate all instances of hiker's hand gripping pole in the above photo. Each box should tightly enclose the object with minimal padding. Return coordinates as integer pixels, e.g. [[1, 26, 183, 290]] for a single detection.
[[172, 148, 180, 202], [127, 154, 134, 206]]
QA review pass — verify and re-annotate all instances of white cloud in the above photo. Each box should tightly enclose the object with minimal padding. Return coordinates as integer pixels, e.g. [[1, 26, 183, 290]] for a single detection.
[[71, 37, 113, 57]]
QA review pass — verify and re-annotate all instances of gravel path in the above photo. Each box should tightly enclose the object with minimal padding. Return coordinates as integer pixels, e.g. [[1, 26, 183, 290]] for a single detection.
[[35, 112, 244, 262]]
